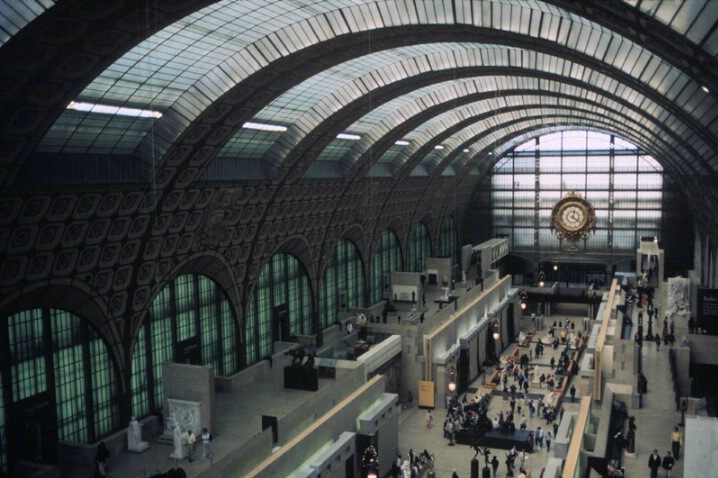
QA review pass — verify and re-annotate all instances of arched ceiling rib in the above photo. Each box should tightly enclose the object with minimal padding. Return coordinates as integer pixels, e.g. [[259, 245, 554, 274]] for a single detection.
[[9, 0, 715, 190], [327, 89, 683, 177], [292, 76, 704, 179], [395, 111, 689, 183], [556, 0, 718, 89], [60, 13, 716, 169], [251, 57, 714, 185], [389, 106, 685, 177], [221, 43, 706, 170], [0, 0, 219, 186], [1, 0, 718, 233]]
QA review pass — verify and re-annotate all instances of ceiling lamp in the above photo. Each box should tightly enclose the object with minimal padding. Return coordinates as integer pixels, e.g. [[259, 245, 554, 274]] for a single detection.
[[68, 101, 162, 118], [519, 290, 528, 310]]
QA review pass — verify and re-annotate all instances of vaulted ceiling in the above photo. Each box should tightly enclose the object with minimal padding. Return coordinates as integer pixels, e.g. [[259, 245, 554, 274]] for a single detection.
[[1, 0, 717, 234]]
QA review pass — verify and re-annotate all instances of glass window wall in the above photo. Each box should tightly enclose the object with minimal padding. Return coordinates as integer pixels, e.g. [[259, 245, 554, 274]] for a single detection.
[[131, 274, 238, 418], [407, 223, 431, 273], [484, 130, 663, 257], [245, 254, 312, 366], [318, 240, 365, 330], [2, 308, 120, 448], [370, 230, 403, 305]]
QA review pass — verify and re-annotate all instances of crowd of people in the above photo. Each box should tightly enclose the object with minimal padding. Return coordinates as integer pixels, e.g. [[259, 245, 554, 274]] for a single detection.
[[401, 278, 689, 478], [392, 448, 434, 478]]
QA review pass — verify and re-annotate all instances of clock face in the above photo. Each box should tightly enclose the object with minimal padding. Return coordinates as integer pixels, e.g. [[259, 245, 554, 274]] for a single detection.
[[559, 203, 587, 231]]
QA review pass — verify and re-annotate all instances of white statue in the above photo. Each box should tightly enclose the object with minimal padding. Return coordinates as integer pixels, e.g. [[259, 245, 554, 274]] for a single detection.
[[401, 459, 411, 478], [127, 416, 149, 453], [667, 276, 690, 319], [170, 421, 185, 459]]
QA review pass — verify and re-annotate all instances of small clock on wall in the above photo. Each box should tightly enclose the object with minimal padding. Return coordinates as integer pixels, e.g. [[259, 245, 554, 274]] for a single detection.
[[550, 191, 596, 242]]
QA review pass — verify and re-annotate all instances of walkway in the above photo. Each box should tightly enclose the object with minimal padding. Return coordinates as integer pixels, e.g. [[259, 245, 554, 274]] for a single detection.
[[74, 285, 687, 478], [396, 309, 687, 478]]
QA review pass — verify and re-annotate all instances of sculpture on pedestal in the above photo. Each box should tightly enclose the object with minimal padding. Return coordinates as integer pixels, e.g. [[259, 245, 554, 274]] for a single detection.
[[666, 277, 690, 320], [401, 459, 411, 478], [625, 416, 637, 455], [170, 421, 184, 459], [127, 416, 149, 453], [283, 347, 319, 391]]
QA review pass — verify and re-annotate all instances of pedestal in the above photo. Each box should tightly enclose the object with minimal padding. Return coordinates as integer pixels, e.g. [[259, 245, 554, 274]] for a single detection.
[[128, 441, 149, 454], [169, 436, 187, 460], [283, 365, 319, 391]]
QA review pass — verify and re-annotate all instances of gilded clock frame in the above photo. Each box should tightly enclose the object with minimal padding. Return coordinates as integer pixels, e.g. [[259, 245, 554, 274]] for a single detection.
[[550, 191, 596, 242]]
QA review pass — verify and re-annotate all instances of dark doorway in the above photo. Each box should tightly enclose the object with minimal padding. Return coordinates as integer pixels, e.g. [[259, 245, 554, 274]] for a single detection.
[[345, 453, 355, 478], [356, 433, 377, 478], [175, 337, 201, 364], [11, 392, 58, 465], [273, 304, 290, 342], [459, 348, 470, 392], [261, 415, 278, 444], [506, 304, 515, 342]]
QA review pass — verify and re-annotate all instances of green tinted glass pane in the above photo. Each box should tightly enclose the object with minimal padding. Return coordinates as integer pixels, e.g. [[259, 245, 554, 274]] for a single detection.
[[150, 313, 173, 408], [248, 254, 311, 359], [440, 216, 458, 263], [90, 337, 119, 438], [7, 308, 118, 445], [407, 223, 431, 272], [9, 309, 47, 400], [131, 326, 150, 417], [319, 240, 364, 327], [221, 300, 238, 374], [245, 299, 258, 365]]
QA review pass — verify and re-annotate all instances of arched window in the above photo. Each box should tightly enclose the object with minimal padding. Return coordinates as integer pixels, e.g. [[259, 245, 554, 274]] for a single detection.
[[370, 230, 403, 305], [439, 216, 459, 264], [407, 222, 431, 272], [0, 307, 120, 470], [245, 253, 313, 366], [319, 239, 365, 329], [487, 131, 664, 255], [131, 274, 238, 418]]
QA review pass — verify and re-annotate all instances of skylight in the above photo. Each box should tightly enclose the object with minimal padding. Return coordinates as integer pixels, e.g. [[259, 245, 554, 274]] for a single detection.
[[242, 121, 287, 132], [67, 101, 162, 118]]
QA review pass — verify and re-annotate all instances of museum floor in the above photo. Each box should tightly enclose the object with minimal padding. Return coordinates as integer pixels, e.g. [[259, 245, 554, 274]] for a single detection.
[[70, 289, 687, 478], [396, 313, 687, 478]]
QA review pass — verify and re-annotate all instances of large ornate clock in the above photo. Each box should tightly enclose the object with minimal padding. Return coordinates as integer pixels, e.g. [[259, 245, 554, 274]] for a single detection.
[[550, 191, 596, 242]]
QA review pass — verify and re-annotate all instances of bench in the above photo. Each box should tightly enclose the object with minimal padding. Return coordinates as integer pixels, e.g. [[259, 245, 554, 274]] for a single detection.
[[519, 329, 535, 347], [415, 457, 435, 477], [481, 369, 502, 394], [505, 346, 522, 363], [516, 467, 532, 477]]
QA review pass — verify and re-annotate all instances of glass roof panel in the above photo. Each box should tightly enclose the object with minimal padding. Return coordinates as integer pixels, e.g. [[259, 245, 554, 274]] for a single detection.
[[31, 0, 716, 168], [312, 138, 361, 165], [256, 43, 480, 125], [623, 0, 717, 56], [334, 74, 686, 170], [0, 0, 56, 47], [216, 129, 282, 161]]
